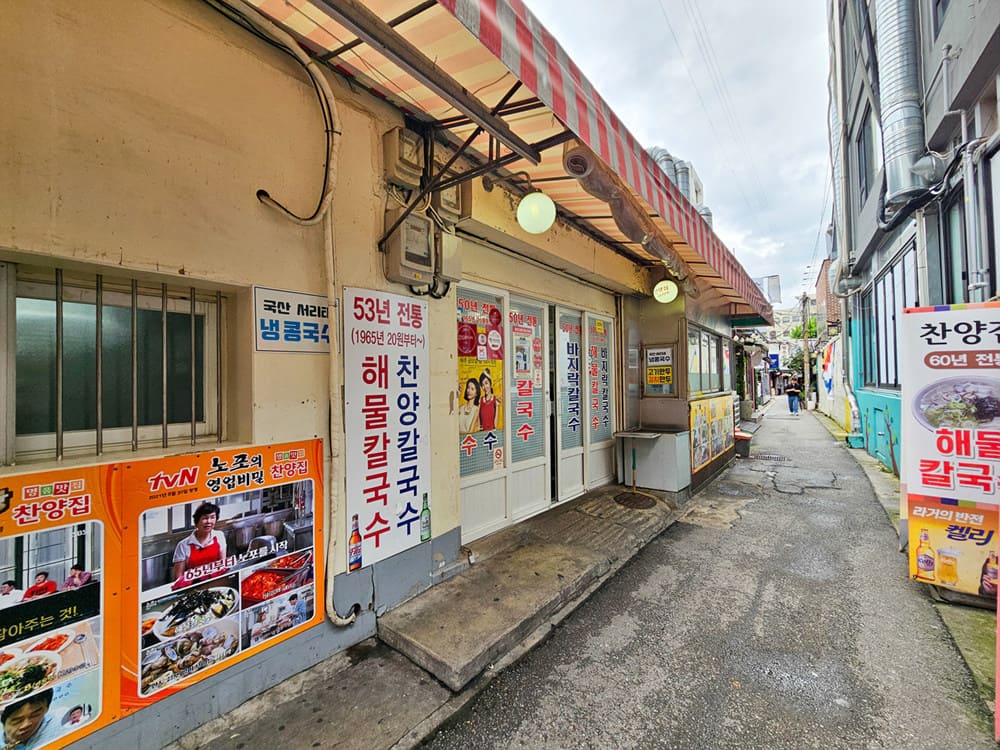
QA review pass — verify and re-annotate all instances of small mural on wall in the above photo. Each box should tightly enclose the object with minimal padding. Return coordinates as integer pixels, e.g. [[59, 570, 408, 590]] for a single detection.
[[690, 394, 735, 472]]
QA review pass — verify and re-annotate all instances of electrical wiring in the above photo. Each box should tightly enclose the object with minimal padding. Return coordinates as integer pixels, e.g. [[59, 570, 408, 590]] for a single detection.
[[877, 142, 965, 233], [206, 0, 334, 224], [652, 0, 767, 238]]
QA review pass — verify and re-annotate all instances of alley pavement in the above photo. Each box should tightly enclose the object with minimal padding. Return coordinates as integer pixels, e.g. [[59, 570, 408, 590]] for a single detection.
[[162, 402, 998, 750]]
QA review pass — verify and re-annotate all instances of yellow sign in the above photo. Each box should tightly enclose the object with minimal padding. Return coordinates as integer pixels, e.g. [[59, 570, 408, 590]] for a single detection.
[[646, 366, 673, 385], [907, 495, 997, 596]]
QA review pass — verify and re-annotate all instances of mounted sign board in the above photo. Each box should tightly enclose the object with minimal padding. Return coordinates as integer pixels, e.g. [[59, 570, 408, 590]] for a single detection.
[[254, 287, 330, 353], [644, 345, 674, 396]]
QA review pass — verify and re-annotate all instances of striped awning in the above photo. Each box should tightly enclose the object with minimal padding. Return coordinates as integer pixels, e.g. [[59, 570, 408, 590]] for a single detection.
[[249, 0, 772, 322]]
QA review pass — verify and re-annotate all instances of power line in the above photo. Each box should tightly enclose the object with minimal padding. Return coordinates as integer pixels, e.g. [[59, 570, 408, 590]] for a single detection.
[[678, 0, 772, 216], [653, 0, 767, 238]]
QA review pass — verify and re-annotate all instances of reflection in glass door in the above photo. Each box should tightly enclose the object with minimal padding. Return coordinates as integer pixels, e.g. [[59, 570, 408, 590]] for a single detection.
[[554, 309, 584, 501], [508, 298, 549, 519], [585, 314, 615, 487]]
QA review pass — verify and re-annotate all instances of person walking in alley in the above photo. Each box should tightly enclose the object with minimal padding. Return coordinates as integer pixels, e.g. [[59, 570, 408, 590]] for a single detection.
[[786, 378, 801, 415]]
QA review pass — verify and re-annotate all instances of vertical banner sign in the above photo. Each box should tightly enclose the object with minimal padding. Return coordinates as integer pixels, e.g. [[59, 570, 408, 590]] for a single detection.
[[509, 301, 545, 463], [457, 288, 505, 475], [588, 318, 612, 442], [899, 302, 1000, 741], [345, 288, 431, 568], [644, 346, 674, 396], [119, 441, 323, 710], [558, 313, 584, 450], [901, 303, 1000, 591], [0, 466, 118, 750]]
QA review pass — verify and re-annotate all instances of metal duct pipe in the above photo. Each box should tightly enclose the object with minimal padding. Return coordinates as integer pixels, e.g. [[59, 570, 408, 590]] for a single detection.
[[674, 161, 691, 201], [698, 206, 713, 228], [647, 146, 677, 184], [875, 0, 926, 205]]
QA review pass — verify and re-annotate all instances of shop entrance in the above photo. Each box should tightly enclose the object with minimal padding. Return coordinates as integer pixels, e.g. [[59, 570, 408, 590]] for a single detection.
[[551, 307, 616, 503], [457, 286, 615, 542]]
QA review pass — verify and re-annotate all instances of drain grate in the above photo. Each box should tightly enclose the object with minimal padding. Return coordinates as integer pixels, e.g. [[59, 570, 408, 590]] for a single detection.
[[614, 492, 657, 509], [751, 454, 790, 462]]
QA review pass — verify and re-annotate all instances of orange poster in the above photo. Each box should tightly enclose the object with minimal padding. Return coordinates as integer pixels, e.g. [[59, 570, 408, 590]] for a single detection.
[[906, 495, 998, 596], [117, 440, 324, 711], [0, 465, 121, 749], [0, 439, 325, 748]]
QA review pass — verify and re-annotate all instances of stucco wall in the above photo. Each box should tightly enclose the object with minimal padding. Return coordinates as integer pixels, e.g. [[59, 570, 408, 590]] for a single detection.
[[0, 0, 474, 552], [0, 1, 672, 745]]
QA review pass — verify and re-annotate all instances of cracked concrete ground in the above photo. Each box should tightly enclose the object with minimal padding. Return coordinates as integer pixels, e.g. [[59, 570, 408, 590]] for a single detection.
[[162, 409, 995, 750]]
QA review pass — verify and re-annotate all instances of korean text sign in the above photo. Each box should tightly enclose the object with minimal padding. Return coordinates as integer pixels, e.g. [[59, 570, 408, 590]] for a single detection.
[[0, 439, 323, 749], [900, 303, 1000, 504], [344, 287, 431, 568], [645, 346, 674, 396], [118, 440, 324, 710], [254, 286, 331, 353], [457, 288, 505, 475]]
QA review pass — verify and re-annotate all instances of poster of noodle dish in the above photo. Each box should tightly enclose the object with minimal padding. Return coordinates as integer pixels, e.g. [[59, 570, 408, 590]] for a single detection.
[[901, 302, 1000, 505]]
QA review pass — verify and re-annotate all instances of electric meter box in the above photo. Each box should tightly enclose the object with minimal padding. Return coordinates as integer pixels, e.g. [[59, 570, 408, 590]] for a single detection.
[[430, 165, 472, 226], [384, 127, 424, 190], [436, 230, 462, 283], [384, 208, 434, 285]]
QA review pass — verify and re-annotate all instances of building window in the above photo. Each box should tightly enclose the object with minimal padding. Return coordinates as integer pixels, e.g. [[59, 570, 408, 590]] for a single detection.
[[943, 191, 967, 303], [856, 105, 876, 207], [862, 242, 918, 389], [687, 324, 728, 396], [859, 289, 875, 386], [933, 0, 950, 36], [2, 264, 222, 463]]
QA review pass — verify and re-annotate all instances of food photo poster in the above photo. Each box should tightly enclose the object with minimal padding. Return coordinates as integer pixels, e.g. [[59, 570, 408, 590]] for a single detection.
[[0, 439, 324, 748]]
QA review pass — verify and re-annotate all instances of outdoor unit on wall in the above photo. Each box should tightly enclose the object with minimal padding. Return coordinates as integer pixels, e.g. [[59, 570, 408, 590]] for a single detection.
[[383, 207, 434, 284], [383, 127, 424, 190]]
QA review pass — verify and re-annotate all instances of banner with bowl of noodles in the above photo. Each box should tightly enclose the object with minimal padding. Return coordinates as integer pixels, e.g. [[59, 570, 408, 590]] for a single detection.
[[901, 303, 1000, 505]]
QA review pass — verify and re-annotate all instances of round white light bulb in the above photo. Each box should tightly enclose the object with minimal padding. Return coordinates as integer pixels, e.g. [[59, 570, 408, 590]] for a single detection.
[[516, 191, 556, 234], [652, 279, 679, 304]]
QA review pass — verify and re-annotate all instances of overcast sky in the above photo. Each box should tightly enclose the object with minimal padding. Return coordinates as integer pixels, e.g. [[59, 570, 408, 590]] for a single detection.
[[523, 0, 830, 307]]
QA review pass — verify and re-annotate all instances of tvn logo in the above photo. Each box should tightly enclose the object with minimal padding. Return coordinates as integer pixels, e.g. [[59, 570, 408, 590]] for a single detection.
[[147, 466, 200, 493]]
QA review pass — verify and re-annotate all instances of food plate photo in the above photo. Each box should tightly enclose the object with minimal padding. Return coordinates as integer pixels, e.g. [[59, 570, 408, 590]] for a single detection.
[[913, 377, 1000, 430], [0, 652, 61, 702], [152, 586, 238, 641]]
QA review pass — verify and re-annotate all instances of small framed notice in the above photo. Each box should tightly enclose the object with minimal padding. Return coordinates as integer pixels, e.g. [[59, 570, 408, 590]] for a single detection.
[[644, 345, 674, 396]]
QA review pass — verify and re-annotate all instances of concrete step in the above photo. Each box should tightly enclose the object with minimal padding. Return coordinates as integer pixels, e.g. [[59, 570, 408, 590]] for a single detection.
[[377, 541, 608, 690]]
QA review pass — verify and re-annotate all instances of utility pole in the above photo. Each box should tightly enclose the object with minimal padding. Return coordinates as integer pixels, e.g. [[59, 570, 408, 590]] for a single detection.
[[801, 292, 811, 411]]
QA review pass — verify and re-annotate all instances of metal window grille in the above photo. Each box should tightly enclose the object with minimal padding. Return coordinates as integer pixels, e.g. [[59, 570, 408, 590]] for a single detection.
[[2, 264, 223, 463]]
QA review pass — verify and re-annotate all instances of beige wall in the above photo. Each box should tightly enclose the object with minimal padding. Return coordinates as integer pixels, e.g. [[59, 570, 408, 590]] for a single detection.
[[1, 0, 652, 569]]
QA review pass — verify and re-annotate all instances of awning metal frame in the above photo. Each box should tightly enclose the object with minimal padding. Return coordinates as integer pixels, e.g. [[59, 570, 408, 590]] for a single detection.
[[312, 0, 540, 165]]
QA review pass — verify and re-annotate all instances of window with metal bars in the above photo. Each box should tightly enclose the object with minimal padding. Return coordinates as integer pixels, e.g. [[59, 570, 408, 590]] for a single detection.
[[0, 264, 223, 464]]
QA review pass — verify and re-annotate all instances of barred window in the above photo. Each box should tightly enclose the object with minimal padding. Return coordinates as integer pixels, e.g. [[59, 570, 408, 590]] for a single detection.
[[1, 263, 223, 464]]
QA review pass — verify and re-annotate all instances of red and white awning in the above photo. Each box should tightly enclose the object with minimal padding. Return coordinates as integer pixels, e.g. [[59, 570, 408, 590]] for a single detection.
[[249, 0, 772, 322]]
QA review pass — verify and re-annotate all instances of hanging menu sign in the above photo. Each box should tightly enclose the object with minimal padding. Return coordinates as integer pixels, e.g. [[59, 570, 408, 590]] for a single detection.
[[344, 287, 431, 568]]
